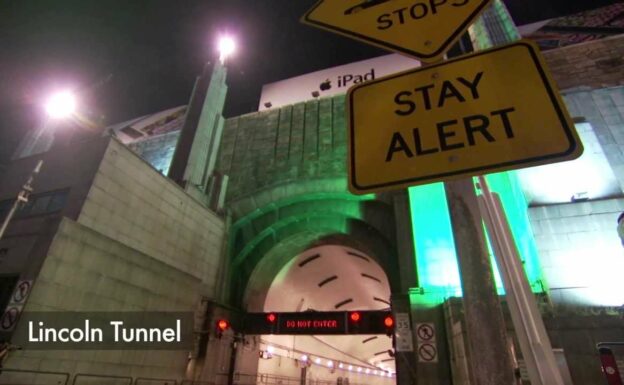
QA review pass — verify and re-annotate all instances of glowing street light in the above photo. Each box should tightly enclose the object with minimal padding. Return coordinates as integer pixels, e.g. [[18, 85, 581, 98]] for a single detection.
[[1, 89, 77, 241], [45, 90, 76, 119], [218, 35, 236, 64]]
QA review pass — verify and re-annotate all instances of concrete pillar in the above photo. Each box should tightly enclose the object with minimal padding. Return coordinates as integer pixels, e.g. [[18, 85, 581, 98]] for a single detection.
[[169, 61, 228, 204], [392, 189, 453, 385], [445, 179, 516, 385]]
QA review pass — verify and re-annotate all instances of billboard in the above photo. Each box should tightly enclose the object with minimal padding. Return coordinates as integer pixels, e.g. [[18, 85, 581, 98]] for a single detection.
[[258, 53, 420, 110]]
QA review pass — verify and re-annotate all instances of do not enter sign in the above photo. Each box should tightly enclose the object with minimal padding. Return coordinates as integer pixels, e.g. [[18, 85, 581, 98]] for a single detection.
[[346, 40, 583, 194]]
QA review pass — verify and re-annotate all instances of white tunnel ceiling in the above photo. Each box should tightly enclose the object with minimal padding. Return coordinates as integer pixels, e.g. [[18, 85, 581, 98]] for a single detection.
[[262, 245, 395, 373]]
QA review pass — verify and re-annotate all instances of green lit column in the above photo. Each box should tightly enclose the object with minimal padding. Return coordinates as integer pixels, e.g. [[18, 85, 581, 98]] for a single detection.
[[469, 0, 520, 49]]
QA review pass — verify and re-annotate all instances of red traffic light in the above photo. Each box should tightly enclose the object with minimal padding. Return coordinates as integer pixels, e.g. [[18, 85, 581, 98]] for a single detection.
[[267, 313, 276, 323], [384, 315, 394, 328], [349, 312, 361, 322], [217, 319, 230, 331]]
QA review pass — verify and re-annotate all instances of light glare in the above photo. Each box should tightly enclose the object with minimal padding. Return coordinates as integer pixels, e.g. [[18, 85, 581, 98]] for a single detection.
[[45, 91, 76, 119], [218, 36, 236, 63]]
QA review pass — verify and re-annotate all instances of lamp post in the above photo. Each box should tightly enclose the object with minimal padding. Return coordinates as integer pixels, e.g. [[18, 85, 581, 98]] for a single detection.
[[0, 90, 76, 241]]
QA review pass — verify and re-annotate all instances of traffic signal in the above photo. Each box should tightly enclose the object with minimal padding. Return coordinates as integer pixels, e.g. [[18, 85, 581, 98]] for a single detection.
[[216, 319, 230, 338], [383, 315, 394, 336], [348, 311, 361, 333]]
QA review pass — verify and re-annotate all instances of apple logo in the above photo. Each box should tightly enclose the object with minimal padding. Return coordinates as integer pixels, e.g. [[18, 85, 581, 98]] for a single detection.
[[319, 79, 332, 91]]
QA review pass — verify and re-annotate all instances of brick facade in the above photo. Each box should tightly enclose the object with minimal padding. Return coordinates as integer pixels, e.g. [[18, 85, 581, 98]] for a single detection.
[[543, 34, 624, 90]]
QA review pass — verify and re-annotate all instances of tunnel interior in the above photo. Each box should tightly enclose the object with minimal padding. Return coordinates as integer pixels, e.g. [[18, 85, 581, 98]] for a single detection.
[[255, 244, 397, 384]]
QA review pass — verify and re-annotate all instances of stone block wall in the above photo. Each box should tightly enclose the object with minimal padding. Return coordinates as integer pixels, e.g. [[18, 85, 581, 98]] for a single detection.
[[7, 219, 196, 377], [216, 95, 348, 202], [4, 137, 227, 377], [78, 139, 225, 291], [543, 34, 624, 91]]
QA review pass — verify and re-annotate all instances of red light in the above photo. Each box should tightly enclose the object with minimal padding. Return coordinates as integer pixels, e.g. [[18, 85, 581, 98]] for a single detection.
[[384, 316, 394, 328], [350, 312, 361, 322], [217, 319, 229, 331], [267, 313, 276, 323]]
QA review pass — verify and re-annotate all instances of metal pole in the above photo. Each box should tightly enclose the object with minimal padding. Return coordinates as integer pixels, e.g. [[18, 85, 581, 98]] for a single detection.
[[0, 159, 43, 241], [477, 176, 565, 385]]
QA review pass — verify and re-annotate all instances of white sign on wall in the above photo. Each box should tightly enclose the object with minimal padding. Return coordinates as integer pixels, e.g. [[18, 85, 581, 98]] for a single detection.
[[395, 312, 414, 352], [258, 54, 420, 110]]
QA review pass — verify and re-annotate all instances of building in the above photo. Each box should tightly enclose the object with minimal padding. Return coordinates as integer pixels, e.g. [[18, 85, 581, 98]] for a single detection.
[[0, 2, 623, 385]]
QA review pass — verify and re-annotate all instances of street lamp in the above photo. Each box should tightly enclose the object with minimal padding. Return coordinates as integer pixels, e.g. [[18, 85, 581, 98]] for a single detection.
[[44, 90, 76, 119], [0, 91, 77, 241], [218, 35, 236, 64]]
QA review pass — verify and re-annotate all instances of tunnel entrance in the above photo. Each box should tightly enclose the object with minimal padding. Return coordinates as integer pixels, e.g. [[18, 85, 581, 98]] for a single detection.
[[247, 244, 397, 385]]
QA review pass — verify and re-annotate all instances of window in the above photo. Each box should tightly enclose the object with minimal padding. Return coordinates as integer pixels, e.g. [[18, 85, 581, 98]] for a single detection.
[[0, 189, 69, 219]]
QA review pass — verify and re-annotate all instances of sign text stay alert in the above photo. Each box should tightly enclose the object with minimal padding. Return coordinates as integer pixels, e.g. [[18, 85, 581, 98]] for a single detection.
[[346, 40, 583, 194]]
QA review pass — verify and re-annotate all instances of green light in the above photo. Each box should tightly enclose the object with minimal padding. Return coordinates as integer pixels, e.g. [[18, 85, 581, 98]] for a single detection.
[[409, 183, 462, 302], [409, 172, 545, 307], [482, 172, 545, 293]]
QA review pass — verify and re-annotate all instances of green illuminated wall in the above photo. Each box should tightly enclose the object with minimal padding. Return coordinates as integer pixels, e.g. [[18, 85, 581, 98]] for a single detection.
[[409, 172, 545, 307]]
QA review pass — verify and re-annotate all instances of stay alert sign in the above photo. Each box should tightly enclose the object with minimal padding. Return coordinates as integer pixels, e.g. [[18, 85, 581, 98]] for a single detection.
[[302, 0, 492, 62], [346, 40, 583, 194]]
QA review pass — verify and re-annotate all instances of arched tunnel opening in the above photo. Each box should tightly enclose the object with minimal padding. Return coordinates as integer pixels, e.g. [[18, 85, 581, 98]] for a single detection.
[[253, 244, 397, 385]]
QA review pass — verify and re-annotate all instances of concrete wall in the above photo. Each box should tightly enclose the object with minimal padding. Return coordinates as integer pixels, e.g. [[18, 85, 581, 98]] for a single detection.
[[545, 314, 624, 385], [78, 139, 225, 291], [528, 198, 624, 306], [7, 218, 196, 377], [4, 137, 226, 378]]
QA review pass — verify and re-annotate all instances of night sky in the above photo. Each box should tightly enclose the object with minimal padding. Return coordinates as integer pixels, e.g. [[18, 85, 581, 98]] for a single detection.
[[0, 0, 619, 162]]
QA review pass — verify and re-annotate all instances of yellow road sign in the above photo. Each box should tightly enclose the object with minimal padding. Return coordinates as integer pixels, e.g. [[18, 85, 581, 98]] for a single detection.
[[302, 0, 492, 62], [347, 40, 583, 194]]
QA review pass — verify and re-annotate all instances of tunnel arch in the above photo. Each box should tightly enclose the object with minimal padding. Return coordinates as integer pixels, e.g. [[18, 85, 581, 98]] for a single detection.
[[226, 187, 401, 309]]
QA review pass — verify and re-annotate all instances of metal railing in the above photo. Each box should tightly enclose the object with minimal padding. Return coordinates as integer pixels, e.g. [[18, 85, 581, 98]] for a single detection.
[[135, 378, 177, 385], [72, 373, 132, 385], [0, 370, 376, 385], [0, 368, 70, 385]]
